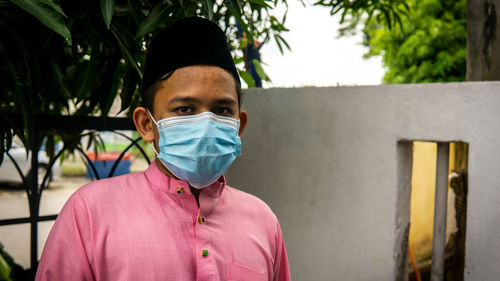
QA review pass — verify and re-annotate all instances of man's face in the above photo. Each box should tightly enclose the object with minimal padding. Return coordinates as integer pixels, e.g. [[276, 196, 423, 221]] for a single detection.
[[133, 65, 248, 154]]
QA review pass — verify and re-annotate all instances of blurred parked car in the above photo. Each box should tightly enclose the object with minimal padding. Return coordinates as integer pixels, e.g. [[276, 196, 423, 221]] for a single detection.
[[0, 141, 61, 187]]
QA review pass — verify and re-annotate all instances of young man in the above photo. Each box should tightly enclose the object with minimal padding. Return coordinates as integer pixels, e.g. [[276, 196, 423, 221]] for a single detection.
[[36, 17, 290, 281]]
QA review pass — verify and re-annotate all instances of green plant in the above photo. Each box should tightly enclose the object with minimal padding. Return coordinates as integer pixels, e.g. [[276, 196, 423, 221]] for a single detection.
[[316, 0, 465, 84], [0, 0, 290, 164], [363, 0, 466, 83], [315, 0, 410, 36]]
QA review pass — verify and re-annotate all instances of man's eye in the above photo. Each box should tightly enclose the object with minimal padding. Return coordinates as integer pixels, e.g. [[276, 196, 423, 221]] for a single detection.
[[213, 107, 230, 115], [177, 106, 192, 113]]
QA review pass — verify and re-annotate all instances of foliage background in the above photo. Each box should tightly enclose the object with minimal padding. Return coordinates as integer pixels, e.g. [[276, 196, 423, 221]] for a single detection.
[[0, 0, 289, 162], [1, 0, 467, 159], [360, 0, 467, 83]]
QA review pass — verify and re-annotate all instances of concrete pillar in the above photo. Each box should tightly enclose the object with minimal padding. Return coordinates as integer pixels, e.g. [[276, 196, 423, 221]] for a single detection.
[[467, 0, 500, 81], [430, 143, 450, 281]]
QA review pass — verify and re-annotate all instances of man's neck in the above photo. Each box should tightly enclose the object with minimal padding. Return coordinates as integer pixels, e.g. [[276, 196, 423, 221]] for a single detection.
[[155, 158, 201, 207]]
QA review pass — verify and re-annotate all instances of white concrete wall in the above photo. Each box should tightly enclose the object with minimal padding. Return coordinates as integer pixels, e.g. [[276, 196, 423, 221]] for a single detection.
[[225, 82, 500, 281]]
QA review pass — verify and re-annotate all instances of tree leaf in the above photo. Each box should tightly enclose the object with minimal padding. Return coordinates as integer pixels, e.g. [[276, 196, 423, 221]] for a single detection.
[[202, 0, 214, 20], [46, 134, 55, 161], [239, 70, 255, 88], [274, 33, 284, 54], [119, 68, 138, 113], [0, 44, 31, 149], [10, 0, 71, 44], [227, 3, 254, 43], [111, 26, 142, 79], [100, 0, 115, 29], [234, 0, 243, 11], [6, 128, 12, 154], [234, 57, 244, 65], [37, 0, 66, 17], [102, 60, 123, 116], [135, 3, 173, 38], [0, 129, 5, 165], [252, 59, 270, 81], [382, 9, 392, 29], [247, 0, 272, 8], [277, 34, 290, 50], [76, 50, 101, 103]]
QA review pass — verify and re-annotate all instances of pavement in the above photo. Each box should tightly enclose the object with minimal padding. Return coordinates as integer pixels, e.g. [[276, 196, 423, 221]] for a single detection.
[[0, 157, 150, 269], [0, 176, 90, 269]]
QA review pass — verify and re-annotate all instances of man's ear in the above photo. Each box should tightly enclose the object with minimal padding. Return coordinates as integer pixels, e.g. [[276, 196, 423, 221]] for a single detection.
[[238, 109, 248, 137], [133, 107, 155, 143]]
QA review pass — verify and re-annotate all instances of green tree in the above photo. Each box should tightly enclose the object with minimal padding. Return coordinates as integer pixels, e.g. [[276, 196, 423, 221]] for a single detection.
[[0, 0, 290, 163], [315, 0, 410, 35], [1, 0, 444, 161], [361, 0, 466, 83]]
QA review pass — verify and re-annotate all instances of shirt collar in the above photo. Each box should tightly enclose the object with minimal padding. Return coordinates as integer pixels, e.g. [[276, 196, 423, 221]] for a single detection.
[[144, 160, 226, 198]]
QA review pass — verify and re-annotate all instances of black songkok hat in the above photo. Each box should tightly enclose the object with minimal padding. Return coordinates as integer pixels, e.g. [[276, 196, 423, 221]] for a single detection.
[[142, 16, 240, 92]]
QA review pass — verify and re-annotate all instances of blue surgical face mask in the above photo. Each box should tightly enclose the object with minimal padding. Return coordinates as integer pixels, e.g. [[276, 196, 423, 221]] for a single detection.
[[148, 110, 242, 189]]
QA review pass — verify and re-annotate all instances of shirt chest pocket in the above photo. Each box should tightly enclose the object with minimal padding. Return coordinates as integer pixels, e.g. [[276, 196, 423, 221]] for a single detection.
[[227, 262, 267, 281]]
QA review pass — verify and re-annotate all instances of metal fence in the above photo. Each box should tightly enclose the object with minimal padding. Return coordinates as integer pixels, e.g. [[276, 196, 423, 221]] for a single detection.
[[0, 114, 150, 277]]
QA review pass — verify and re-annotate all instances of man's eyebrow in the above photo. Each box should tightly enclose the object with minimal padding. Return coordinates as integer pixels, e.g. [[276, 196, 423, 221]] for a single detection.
[[169, 96, 202, 104], [213, 98, 237, 106]]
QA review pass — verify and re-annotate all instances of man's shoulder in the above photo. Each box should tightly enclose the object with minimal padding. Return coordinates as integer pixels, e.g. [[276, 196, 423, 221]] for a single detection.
[[223, 185, 278, 222], [72, 171, 148, 203]]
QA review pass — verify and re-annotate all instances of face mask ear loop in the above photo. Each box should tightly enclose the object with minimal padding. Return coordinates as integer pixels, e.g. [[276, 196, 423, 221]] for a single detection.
[[146, 108, 160, 156], [150, 143, 159, 157], [147, 108, 159, 127]]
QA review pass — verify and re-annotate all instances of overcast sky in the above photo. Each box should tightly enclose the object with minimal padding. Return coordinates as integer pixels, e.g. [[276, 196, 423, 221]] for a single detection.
[[259, 1, 385, 88]]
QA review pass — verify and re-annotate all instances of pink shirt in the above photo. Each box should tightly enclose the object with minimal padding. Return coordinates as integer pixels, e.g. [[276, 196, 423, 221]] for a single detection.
[[36, 162, 290, 281]]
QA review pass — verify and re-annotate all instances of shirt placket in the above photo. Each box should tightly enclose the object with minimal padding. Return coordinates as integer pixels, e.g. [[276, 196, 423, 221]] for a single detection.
[[196, 206, 215, 281]]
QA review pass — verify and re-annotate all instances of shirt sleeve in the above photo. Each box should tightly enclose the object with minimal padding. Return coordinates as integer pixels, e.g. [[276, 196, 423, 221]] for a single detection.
[[273, 221, 291, 281], [35, 192, 95, 281]]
